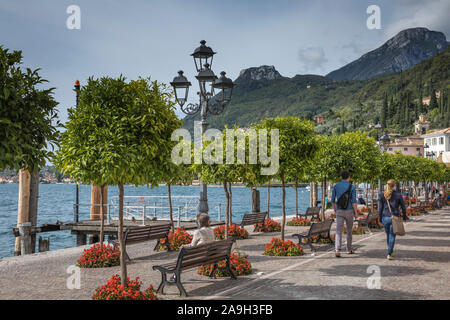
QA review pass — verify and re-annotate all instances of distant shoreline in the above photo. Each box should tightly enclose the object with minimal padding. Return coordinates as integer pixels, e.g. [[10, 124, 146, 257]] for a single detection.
[[0, 182, 310, 188]]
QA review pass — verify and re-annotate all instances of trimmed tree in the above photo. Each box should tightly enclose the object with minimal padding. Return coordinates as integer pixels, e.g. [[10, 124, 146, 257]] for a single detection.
[[252, 117, 318, 240], [55, 76, 181, 285], [1, 46, 59, 254]]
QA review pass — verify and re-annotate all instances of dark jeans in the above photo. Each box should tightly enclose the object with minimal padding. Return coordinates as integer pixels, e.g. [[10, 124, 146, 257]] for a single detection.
[[382, 216, 396, 256]]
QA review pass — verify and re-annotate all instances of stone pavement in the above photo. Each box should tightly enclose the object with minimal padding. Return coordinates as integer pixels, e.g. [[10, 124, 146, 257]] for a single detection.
[[0, 208, 449, 300]]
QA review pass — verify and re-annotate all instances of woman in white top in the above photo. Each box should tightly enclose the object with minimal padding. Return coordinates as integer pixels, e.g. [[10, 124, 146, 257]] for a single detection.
[[184, 213, 215, 247], [171, 214, 215, 282]]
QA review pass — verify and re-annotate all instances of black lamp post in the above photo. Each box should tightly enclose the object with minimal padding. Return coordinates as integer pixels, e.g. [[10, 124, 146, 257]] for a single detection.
[[171, 40, 234, 214], [423, 143, 430, 201], [74, 80, 80, 222], [377, 132, 390, 199]]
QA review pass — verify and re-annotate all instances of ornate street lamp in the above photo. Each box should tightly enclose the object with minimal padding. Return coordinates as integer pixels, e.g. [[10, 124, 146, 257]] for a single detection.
[[195, 63, 217, 99], [170, 71, 191, 108], [191, 40, 216, 72], [171, 40, 234, 215]]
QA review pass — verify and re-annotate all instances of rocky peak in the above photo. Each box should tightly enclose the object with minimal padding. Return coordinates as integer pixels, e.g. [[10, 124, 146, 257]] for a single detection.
[[236, 65, 283, 83], [327, 27, 449, 81], [385, 27, 448, 50]]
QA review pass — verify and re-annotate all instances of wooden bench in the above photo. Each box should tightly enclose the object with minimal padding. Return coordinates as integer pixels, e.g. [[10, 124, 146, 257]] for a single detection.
[[355, 211, 381, 231], [152, 239, 236, 297], [238, 212, 267, 232], [300, 207, 320, 221], [112, 223, 171, 261], [292, 219, 334, 251]]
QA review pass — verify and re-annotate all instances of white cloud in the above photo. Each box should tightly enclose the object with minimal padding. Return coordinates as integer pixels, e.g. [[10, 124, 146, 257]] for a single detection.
[[297, 46, 328, 74], [386, 0, 450, 38]]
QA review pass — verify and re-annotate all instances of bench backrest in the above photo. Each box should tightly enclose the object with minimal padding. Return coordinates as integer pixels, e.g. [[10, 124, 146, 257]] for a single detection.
[[124, 226, 152, 244], [125, 223, 171, 244], [304, 207, 320, 217], [148, 223, 171, 240], [177, 239, 234, 270], [309, 219, 333, 235], [240, 212, 267, 226]]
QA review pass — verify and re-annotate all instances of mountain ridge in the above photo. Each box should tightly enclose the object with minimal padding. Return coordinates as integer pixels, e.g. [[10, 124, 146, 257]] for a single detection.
[[182, 28, 450, 135], [326, 27, 448, 80]]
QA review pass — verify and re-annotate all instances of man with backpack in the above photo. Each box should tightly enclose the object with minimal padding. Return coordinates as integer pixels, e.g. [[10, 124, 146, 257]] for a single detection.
[[331, 170, 358, 257]]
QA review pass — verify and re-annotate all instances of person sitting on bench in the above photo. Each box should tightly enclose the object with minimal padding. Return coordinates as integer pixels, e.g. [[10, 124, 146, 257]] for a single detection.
[[170, 213, 215, 282], [183, 213, 215, 247]]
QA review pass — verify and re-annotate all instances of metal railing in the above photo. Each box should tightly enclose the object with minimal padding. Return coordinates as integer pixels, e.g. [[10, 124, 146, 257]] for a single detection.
[[73, 196, 222, 226]]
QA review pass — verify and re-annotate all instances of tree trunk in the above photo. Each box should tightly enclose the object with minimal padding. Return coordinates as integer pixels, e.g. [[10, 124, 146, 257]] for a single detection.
[[365, 183, 369, 207], [99, 185, 104, 245], [90, 184, 102, 243], [321, 179, 327, 221], [408, 182, 412, 208], [228, 182, 232, 225], [267, 181, 271, 218], [223, 182, 229, 239], [295, 178, 298, 218], [15, 169, 31, 256], [168, 184, 174, 232], [118, 182, 127, 286], [414, 183, 418, 207], [371, 181, 375, 212], [281, 172, 286, 241], [312, 182, 318, 207], [29, 170, 39, 253], [309, 182, 313, 207]]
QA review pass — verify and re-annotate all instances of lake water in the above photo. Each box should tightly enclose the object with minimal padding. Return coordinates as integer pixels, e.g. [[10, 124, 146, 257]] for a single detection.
[[0, 184, 312, 258]]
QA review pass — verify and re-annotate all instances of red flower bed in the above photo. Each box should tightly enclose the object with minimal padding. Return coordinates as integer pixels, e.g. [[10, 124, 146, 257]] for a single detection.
[[286, 217, 311, 226], [255, 218, 281, 232], [406, 207, 420, 216], [159, 228, 192, 251], [264, 238, 304, 256], [357, 206, 370, 215], [198, 253, 252, 277], [308, 233, 336, 244], [356, 216, 383, 228], [214, 224, 249, 240], [343, 226, 365, 235], [328, 212, 336, 220], [92, 274, 158, 300], [360, 206, 371, 213], [77, 243, 120, 268]]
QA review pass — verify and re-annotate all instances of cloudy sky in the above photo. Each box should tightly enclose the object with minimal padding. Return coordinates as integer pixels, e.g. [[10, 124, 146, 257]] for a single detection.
[[1, 0, 449, 122]]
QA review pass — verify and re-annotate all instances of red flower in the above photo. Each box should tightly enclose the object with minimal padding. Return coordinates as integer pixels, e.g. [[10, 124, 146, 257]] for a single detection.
[[254, 218, 281, 232], [77, 244, 120, 268], [213, 224, 249, 240], [263, 238, 304, 256], [198, 253, 252, 277], [92, 274, 158, 300]]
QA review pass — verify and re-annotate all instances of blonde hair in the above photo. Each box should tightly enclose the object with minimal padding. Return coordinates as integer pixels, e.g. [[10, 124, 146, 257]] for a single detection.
[[384, 179, 396, 200]]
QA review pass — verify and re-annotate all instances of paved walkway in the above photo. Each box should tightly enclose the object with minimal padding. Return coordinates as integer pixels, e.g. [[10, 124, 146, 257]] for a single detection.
[[0, 208, 449, 300]]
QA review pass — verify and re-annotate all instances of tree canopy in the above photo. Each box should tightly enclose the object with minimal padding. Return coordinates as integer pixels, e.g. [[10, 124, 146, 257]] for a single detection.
[[0, 46, 59, 172]]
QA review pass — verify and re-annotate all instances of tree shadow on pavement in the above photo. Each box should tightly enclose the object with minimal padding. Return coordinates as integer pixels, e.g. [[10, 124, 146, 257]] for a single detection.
[[424, 225, 450, 229], [361, 249, 450, 263], [395, 238, 450, 247], [317, 264, 437, 278], [185, 277, 423, 300], [406, 230, 450, 238]]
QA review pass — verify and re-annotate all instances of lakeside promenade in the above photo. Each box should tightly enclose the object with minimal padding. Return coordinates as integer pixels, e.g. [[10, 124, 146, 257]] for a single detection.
[[0, 208, 449, 300]]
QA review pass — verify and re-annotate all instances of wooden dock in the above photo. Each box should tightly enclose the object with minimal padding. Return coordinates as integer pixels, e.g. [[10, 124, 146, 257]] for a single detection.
[[12, 219, 226, 249]]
